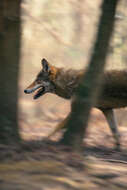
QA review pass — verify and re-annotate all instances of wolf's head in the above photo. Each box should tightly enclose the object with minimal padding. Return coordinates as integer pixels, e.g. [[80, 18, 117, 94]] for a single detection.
[[24, 59, 56, 99]]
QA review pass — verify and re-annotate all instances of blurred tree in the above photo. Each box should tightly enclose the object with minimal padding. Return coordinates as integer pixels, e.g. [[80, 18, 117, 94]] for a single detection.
[[60, 0, 119, 151], [0, 0, 21, 144]]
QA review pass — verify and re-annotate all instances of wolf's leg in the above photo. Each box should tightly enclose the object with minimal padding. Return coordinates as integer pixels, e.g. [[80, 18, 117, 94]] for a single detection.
[[47, 115, 70, 138], [101, 108, 120, 149]]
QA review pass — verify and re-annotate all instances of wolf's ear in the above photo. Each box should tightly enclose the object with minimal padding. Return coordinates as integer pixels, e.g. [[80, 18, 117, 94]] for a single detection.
[[41, 58, 50, 72]]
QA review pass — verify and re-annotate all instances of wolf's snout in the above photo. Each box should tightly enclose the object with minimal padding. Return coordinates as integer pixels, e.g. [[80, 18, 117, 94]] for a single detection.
[[24, 88, 34, 94], [24, 89, 31, 94], [24, 89, 28, 93], [24, 83, 43, 94]]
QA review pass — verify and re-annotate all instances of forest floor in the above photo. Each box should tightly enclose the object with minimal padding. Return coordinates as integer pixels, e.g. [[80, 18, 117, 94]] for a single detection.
[[1, 127, 127, 190]]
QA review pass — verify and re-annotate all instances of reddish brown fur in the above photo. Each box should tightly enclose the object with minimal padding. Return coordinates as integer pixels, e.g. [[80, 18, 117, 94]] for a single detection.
[[48, 66, 127, 109]]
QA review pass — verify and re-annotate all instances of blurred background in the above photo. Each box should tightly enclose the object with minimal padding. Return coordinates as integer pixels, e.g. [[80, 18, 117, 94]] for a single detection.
[[19, 0, 127, 147]]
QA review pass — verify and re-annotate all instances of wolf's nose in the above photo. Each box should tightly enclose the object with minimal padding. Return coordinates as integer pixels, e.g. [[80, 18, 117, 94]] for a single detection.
[[24, 89, 27, 93]]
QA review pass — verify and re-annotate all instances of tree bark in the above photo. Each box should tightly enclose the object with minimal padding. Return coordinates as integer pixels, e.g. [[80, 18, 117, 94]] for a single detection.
[[0, 0, 21, 144], [60, 0, 119, 151]]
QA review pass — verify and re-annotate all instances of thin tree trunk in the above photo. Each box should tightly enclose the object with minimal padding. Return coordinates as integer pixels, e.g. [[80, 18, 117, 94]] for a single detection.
[[0, 0, 21, 144], [60, 0, 119, 151]]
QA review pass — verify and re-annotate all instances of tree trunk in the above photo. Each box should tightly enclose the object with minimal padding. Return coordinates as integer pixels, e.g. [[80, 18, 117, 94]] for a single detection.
[[0, 0, 21, 144], [60, 0, 119, 151]]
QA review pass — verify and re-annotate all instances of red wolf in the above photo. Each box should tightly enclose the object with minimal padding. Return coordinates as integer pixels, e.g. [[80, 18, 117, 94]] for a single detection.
[[24, 58, 127, 148]]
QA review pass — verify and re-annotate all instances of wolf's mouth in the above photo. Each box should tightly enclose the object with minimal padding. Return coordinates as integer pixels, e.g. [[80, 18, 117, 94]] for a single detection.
[[33, 86, 45, 99], [24, 84, 46, 100], [24, 82, 55, 99]]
